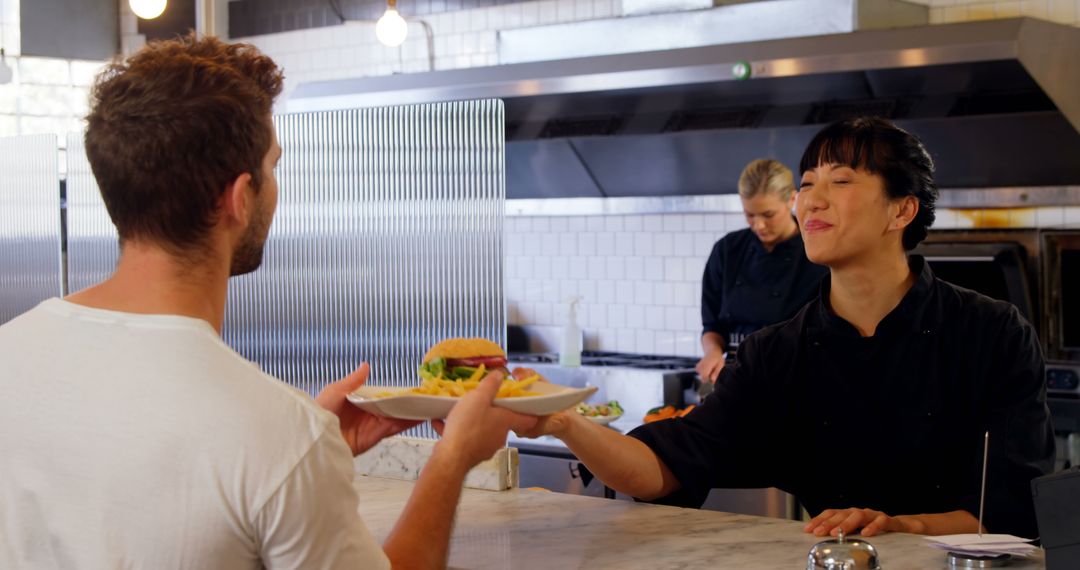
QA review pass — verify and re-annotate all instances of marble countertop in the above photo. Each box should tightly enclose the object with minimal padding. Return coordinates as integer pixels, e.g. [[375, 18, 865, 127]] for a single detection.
[[354, 475, 1046, 569]]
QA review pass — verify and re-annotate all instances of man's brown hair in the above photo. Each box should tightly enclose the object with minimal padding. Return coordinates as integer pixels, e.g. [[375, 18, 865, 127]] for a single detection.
[[85, 34, 284, 255]]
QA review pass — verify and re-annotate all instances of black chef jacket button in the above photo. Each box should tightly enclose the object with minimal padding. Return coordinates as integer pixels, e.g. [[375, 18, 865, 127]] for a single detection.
[[926, 411, 933, 418], [822, 420, 830, 427], [784, 257, 792, 262], [770, 291, 780, 298], [735, 279, 743, 286], [812, 340, 821, 348], [922, 329, 932, 335], [935, 484, 942, 490]]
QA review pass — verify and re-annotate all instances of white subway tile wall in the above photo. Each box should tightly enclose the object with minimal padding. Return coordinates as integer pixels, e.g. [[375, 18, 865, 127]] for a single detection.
[[0, 0, 107, 138], [506, 207, 1079, 356], [507, 213, 733, 357]]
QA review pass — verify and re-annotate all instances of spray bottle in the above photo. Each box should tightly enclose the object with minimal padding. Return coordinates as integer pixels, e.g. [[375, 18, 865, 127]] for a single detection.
[[559, 296, 583, 367]]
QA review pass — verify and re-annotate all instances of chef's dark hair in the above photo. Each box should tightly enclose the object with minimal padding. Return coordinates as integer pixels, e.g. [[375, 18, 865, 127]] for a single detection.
[[798, 117, 938, 250]]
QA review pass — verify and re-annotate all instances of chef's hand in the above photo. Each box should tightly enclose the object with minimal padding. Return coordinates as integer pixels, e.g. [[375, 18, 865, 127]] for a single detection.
[[804, 508, 924, 537], [431, 370, 539, 467], [513, 410, 578, 440], [316, 362, 422, 456], [695, 350, 726, 384]]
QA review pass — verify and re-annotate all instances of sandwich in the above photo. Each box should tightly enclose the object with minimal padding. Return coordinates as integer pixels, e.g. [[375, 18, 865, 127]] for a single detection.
[[414, 337, 545, 397], [418, 337, 509, 382]]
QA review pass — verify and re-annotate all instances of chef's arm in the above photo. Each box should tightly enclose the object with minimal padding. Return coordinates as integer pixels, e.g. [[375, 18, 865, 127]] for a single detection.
[[806, 508, 982, 537], [701, 331, 726, 355], [522, 412, 681, 500]]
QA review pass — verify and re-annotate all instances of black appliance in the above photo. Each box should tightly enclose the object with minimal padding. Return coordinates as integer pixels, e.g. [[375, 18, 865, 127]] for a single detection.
[[1031, 467, 1080, 569], [914, 241, 1036, 326]]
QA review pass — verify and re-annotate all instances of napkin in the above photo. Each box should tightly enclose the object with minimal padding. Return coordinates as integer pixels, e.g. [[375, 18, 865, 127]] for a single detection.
[[924, 534, 1037, 558]]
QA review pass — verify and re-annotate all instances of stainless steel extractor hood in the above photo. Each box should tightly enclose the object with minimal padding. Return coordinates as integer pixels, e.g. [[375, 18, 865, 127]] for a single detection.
[[290, 14, 1080, 201]]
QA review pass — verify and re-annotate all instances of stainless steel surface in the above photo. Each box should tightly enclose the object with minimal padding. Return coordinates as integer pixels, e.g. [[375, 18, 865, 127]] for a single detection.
[[63, 101, 506, 443], [290, 19, 1068, 125], [65, 133, 119, 295], [499, 0, 925, 65], [923, 187, 1080, 209], [291, 19, 1080, 201], [292, 16, 1021, 113], [621, 0, 713, 17], [947, 552, 1013, 567], [0, 134, 61, 325], [807, 529, 883, 570]]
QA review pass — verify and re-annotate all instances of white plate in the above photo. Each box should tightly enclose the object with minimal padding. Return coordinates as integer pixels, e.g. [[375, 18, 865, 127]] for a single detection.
[[347, 382, 598, 420], [580, 412, 622, 426]]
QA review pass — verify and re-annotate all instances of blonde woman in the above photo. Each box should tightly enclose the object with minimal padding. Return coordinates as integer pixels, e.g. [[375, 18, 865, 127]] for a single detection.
[[697, 159, 828, 383]]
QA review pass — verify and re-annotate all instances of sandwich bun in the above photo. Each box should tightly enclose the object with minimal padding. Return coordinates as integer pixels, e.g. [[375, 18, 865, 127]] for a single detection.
[[423, 337, 505, 364]]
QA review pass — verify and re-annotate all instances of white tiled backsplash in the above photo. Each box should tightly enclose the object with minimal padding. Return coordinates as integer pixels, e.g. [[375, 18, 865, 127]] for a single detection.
[[505, 206, 1080, 358]]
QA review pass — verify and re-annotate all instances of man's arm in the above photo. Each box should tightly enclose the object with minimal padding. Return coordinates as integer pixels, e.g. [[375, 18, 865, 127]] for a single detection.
[[381, 372, 537, 569], [517, 411, 681, 500], [380, 443, 469, 569]]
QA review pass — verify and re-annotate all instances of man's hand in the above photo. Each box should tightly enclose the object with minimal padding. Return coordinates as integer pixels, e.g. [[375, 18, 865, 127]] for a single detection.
[[804, 507, 925, 537], [695, 350, 726, 384], [431, 370, 538, 468], [315, 362, 421, 456]]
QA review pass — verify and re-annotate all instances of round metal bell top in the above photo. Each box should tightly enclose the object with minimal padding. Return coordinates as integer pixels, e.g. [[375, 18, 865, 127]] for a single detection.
[[807, 529, 883, 570]]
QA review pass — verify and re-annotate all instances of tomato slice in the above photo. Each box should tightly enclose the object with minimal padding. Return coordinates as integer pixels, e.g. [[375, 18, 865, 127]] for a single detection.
[[446, 356, 507, 368]]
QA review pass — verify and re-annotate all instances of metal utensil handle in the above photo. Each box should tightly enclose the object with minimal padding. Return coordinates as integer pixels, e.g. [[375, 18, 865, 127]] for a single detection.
[[978, 431, 989, 537]]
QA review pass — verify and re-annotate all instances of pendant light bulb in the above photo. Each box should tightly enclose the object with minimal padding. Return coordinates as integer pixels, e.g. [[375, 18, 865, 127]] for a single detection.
[[375, 3, 408, 47], [129, 0, 167, 20]]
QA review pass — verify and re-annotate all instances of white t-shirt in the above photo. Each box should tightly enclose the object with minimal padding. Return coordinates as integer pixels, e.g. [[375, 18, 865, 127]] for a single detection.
[[0, 299, 390, 570]]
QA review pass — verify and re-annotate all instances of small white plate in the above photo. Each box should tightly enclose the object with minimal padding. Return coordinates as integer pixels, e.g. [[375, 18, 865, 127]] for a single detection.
[[581, 413, 622, 426], [347, 382, 598, 420]]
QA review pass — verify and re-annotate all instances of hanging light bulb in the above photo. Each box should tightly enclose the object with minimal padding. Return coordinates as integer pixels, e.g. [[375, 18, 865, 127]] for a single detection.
[[129, 0, 167, 20], [375, 0, 408, 47]]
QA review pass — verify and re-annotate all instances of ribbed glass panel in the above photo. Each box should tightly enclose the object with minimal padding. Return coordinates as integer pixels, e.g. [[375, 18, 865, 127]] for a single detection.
[[225, 101, 506, 436], [62, 101, 505, 442], [65, 133, 119, 295], [0, 135, 62, 325]]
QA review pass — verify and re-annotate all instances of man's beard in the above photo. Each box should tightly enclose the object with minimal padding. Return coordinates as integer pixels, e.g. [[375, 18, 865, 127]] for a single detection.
[[230, 200, 271, 276]]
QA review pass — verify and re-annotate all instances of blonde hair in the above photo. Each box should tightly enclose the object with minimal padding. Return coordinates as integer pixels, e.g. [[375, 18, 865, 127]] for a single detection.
[[737, 159, 795, 201]]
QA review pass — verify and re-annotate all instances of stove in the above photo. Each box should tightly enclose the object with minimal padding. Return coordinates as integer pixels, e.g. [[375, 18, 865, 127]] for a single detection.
[[508, 350, 700, 371]]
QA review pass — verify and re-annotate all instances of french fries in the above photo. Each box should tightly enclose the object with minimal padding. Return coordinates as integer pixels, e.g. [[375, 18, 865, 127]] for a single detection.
[[375, 364, 542, 399]]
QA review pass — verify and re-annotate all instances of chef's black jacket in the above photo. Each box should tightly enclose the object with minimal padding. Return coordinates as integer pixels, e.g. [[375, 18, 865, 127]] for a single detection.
[[634, 256, 1055, 539], [701, 228, 827, 348]]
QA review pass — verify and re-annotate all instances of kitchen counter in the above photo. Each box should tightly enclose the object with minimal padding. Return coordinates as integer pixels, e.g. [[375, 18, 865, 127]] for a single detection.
[[354, 475, 1046, 569]]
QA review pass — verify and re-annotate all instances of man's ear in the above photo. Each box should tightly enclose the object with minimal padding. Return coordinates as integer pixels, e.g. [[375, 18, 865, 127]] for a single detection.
[[891, 195, 919, 231], [221, 172, 254, 227]]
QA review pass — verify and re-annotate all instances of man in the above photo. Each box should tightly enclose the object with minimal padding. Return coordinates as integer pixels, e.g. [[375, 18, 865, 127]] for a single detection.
[[520, 117, 1054, 539], [0, 35, 535, 568]]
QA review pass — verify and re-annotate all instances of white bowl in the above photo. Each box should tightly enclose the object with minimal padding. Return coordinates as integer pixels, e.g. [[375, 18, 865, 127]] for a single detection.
[[580, 412, 622, 426]]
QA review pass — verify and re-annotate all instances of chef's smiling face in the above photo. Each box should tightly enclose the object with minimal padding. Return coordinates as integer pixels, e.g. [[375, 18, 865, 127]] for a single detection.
[[796, 163, 905, 267], [742, 192, 796, 249]]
